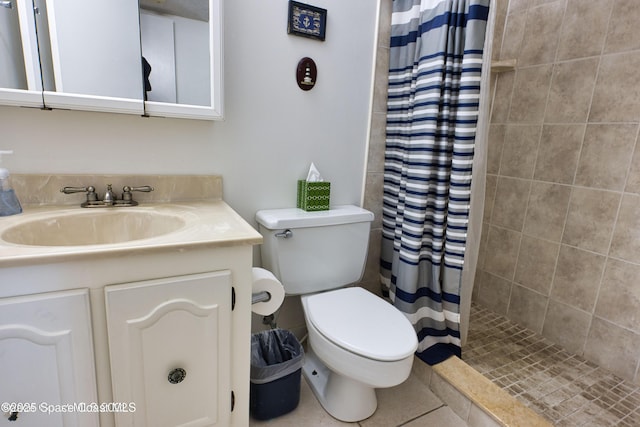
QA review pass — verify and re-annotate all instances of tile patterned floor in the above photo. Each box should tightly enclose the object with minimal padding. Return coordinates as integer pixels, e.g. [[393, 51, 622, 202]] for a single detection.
[[249, 373, 470, 427], [465, 303, 640, 426]]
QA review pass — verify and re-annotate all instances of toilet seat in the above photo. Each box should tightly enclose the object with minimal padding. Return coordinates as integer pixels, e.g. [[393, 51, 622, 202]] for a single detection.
[[305, 287, 417, 362]]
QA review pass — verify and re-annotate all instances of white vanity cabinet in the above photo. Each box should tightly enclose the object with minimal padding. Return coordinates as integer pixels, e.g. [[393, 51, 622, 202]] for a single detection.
[[0, 200, 262, 426], [0, 289, 99, 427], [105, 271, 233, 427]]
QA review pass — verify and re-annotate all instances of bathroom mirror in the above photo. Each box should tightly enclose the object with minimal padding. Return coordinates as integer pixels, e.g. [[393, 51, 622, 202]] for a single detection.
[[139, 0, 223, 120], [0, 0, 222, 120], [36, 0, 145, 114], [0, 0, 44, 108]]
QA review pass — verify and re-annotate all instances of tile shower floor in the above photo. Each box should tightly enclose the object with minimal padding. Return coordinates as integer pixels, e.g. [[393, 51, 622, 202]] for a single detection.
[[465, 303, 640, 426]]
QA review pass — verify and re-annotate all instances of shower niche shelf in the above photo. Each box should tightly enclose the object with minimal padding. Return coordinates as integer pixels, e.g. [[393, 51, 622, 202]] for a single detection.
[[490, 59, 517, 73]]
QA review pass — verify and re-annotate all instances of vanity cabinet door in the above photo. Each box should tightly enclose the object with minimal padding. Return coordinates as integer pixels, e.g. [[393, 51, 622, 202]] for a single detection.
[[0, 289, 99, 427], [105, 271, 232, 427]]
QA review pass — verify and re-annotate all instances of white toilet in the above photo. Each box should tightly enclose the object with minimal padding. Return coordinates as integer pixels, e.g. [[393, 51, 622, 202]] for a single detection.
[[256, 205, 418, 422]]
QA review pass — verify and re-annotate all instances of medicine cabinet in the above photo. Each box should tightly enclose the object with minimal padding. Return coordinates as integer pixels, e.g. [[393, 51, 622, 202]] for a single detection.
[[0, 0, 222, 120]]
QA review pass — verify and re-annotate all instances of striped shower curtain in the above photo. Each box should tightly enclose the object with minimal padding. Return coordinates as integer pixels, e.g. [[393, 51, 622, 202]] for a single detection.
[[380, 0, 489, 365]]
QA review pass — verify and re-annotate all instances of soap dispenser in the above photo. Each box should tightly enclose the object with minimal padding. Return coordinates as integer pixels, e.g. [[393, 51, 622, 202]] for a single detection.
[[0, 150, 22, 216]]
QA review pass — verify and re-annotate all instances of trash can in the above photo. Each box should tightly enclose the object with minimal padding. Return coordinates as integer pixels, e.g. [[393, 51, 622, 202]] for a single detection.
[[250, 328, 304, 420]]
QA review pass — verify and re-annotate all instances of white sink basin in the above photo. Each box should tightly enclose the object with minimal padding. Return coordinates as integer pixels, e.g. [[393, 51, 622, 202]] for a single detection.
[[1, 210, 186, 246]]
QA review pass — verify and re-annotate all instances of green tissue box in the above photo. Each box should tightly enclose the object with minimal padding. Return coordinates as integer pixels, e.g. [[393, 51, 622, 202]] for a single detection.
[[297, 180, 330, 211]]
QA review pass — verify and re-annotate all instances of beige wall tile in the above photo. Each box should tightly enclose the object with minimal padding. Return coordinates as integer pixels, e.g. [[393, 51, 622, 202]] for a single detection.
[[491, 72, 514, 123], [484, 226, 521, 280], [610, 194, 640, 264], [595, 258, 640, 333], [487, 125, 506, 175], [491, 177, 531, 231], [491, 1, 510, 58], [377, 0, 392, 50], [584, 317, 640, 382], [562, 188, 620, 254], [472, 269, 482, 302], [495, 0, 510, 20], [533, 125, 584, 185], [557, 0, 613, 60], [523, 181, 572, 242], [362, 229, 383, 296], [508, 0, 530, 14], [483, 175, 497, 223], [532, 0, 563, 7], [507, 284, 548, 333], [589, 52, 640, 123], [509, 65, 553, 124], [492, 3, 508, 60], [545, 59, 599, 123], [500, 11, 526, 61], [515, 235, 559, 295], [626, 142, 640, 194], [551, 245, 606, 312], [500, 125, 541, 178], [367, 113, 387, 174], [372, 49, 390, 114], [475, 271, 512, 316], [364, 172, 384, 229], [518, 2, 564, 66], [604, 0, 640, 53], [477, 222, 490, 272], [575, 124, 637, 191], [542, 300, 591, 355]]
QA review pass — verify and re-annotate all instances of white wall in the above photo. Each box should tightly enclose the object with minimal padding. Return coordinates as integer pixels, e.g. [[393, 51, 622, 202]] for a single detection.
[[0, 0, 380, 227]]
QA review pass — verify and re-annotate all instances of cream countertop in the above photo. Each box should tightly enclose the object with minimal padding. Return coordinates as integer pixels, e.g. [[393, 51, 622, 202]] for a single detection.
[[0, 201, 263, 267]]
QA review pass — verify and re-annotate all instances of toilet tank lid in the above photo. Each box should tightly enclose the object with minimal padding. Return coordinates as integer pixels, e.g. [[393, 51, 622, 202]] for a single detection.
[[256, 205, 374, 230]]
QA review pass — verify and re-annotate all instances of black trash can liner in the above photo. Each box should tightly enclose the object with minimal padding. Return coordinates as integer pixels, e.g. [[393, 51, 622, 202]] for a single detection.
[[250, 328, 304, 420]]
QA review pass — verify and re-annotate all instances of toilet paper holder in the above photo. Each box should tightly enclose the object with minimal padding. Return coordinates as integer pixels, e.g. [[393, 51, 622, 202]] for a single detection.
[[252, 291, 271, 304]]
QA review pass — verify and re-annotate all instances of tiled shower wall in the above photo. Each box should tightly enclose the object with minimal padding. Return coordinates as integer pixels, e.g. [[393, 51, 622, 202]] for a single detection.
[[361, 0, 391, 297], [474, 0, 640, 383]]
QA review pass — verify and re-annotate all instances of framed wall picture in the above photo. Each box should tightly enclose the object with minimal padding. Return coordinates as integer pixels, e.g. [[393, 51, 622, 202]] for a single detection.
[[288, 1, 327, 41]]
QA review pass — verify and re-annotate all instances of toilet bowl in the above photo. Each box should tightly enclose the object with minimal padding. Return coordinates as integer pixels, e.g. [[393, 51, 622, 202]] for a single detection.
[[255, 205, 418, 422], [301, 287, 417, 422]]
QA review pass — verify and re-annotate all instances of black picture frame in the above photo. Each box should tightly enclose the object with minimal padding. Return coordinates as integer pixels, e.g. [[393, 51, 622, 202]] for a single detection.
[[288, 1, 327, 41]]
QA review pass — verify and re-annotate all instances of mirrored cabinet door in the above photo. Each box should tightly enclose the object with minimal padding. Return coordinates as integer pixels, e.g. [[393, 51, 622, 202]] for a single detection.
[[0, 0, 44, 108], [37, 0, 144, 114], [140, 0, 222, 120]]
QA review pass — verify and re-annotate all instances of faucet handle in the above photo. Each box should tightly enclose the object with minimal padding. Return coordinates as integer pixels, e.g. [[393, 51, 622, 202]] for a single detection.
[[123, 185, 154, 193], [60, 185, 98, 202], [122, 185, 154, 202]]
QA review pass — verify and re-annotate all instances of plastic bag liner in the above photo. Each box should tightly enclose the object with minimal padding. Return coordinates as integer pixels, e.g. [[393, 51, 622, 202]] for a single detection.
[[250, 328, 304, 384]]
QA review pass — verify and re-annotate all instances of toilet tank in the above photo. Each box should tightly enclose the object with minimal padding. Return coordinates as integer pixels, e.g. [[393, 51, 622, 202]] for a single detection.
[[255, 205, 374, 295]]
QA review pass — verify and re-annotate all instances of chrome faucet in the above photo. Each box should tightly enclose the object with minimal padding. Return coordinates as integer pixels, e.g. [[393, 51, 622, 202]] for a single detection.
[[61, 184, 154, 208], [102, 184, 116, 205]]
